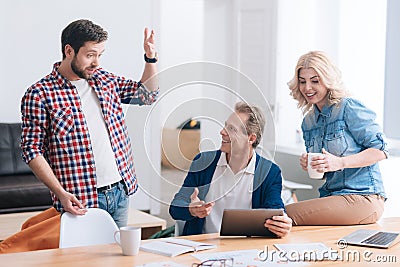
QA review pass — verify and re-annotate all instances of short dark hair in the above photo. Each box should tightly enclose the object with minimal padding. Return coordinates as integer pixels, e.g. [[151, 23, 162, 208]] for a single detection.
[[61, 19, 108, 59], [234, 102, 265, 148]]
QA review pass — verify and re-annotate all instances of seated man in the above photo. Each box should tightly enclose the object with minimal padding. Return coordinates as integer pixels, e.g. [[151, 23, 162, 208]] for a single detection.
[[169, 102, 292, 237]]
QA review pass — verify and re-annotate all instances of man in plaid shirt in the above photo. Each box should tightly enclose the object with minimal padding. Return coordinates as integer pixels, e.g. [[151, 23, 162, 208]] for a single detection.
[[20, 19, 159, 227]]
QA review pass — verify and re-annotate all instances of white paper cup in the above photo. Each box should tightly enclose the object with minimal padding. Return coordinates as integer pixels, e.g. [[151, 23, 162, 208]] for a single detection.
[[114, 226, 141, 256], [307, 152, 324, 179]]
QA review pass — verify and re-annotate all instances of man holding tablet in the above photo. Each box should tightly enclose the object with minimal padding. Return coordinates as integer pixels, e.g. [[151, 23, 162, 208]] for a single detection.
[[169, 102, 292, 237]]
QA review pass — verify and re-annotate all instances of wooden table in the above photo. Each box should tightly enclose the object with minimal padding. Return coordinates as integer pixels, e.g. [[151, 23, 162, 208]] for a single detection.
[[0, 217, 398, 266], [0, 209, 166, 241]]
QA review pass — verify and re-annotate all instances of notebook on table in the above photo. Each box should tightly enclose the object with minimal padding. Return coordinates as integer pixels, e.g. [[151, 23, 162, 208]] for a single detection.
[[220, 208, 284, 237], [339, 229, 400, 249], [140, 238, 216, 257]]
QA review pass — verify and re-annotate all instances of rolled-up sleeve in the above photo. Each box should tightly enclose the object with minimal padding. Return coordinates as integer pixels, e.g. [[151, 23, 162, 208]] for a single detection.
[[20, 88, 47, 163], [118, 77, 159, 106], [344, 98, 388, 157]]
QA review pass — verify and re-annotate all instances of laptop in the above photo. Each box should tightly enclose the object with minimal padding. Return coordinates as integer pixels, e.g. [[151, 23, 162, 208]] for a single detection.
[[220, 208, 284, 237], [339, 229, 400, 249]]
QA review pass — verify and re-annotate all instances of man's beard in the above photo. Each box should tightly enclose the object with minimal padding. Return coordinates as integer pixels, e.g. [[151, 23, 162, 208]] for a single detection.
[[71, 57, 92, 80]]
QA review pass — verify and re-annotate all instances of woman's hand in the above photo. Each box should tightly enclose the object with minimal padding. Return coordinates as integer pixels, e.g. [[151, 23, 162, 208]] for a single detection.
[[300, 153, 308, 171], [302, 149, 344, 173], [320, 148, 344, 172]]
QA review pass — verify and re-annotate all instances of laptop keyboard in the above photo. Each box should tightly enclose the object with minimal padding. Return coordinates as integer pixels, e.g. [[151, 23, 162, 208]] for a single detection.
[[361, 232, 399, 246]]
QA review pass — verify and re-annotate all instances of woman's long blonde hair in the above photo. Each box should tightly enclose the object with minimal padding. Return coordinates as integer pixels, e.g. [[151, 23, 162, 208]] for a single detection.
[[288, 51, 349, 114]]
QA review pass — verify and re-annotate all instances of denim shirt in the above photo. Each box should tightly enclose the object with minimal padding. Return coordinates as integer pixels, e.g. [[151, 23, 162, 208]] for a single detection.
[[301, 98, 387, 198]]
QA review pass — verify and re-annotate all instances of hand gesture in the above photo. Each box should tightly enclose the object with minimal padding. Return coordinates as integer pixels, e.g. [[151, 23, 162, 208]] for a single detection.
[[189, 188, 215, 218], [264, 213, 292, 238], [144, 27, 156, 58]]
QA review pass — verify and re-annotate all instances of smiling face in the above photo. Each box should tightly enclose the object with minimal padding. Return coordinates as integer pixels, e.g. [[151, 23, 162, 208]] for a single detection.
[[67, 41, 105, 80], [220, 112, 255, 158], [298, 68, 329, 111]]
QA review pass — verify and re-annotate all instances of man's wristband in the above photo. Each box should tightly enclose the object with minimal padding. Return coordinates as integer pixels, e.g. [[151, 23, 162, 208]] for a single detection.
[[144, 53, 158, 63]]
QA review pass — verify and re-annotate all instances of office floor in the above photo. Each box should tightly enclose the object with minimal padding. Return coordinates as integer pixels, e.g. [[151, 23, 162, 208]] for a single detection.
[[157, 155, 400, 228]]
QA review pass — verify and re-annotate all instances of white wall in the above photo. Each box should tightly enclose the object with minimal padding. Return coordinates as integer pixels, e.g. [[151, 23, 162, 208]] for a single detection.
[[384, 0, 400, 141], [158, 0, 205, 129], [275, 0, 338, 150], [338, 0, 386, 125], [200, 0, 280, 155]]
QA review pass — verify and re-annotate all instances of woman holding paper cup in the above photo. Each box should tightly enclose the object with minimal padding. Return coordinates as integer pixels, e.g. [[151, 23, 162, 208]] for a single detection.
[[285, 51, 387, 225]]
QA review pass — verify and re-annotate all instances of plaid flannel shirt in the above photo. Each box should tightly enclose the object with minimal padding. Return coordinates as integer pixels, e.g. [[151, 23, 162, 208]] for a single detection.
[[21, 62, 159, 211]]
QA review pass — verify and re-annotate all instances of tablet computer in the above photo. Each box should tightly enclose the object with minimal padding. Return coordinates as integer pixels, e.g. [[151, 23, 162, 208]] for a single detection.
[[220, 208, 284, 237]]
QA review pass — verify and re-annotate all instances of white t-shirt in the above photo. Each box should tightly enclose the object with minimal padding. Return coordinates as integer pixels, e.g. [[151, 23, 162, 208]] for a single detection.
[[71, 79, 121, 187], [203, 151, 255, 233]]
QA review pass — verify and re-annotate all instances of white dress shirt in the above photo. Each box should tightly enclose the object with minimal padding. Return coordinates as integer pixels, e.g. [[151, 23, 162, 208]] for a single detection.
[[203, 151, 256, 233]]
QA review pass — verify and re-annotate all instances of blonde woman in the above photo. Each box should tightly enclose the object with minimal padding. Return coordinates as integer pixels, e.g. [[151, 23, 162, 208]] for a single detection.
[[285, 51, 387, 225]]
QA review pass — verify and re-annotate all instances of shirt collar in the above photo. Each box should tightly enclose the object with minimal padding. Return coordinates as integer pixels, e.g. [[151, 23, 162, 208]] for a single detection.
[[313, 103, 333, 119], [217, 150, 256, 174], [51, 62, 70, 88], [51, 62, 99, 88]]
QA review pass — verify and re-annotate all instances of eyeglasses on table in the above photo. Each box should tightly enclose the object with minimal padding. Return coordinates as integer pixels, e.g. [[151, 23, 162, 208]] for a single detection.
[[192, 258, 234, 267]]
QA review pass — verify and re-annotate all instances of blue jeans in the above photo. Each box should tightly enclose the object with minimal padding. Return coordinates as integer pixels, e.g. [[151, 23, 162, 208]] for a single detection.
[[97, 181, 129, 228]]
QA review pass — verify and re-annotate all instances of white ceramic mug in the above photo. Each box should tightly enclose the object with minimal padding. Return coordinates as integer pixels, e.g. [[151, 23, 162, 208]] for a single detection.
[[307, 152, 325, 179], [114, 226, 141, 256]]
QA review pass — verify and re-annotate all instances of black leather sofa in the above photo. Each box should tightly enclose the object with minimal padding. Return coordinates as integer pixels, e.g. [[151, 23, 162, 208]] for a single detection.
[[0, 123, 52, 214]]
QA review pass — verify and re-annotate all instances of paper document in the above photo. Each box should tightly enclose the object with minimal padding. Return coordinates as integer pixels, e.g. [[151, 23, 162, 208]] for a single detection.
[[140, 238, 216, 257], [192, 249, 306, 266], [136, 261, 186, 267], [274, 242, 340, 261]]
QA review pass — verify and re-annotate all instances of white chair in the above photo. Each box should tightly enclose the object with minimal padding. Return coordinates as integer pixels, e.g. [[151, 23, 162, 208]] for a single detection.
[[59, 208, 119, 248], [255, 147, 313, 204], [282, 179, 312, 204], [174, 220, 185, 237]]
